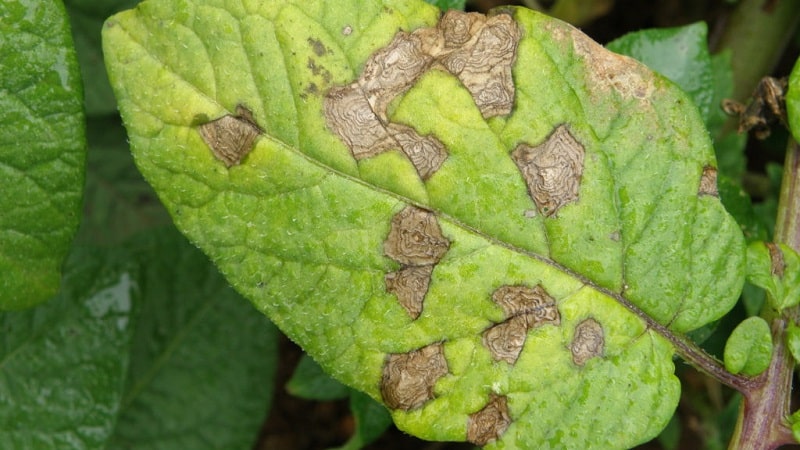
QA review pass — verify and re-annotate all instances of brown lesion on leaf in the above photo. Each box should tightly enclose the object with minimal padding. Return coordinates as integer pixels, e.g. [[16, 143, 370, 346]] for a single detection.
[[565, 25, 654, 101], [438, 11, 520, 117], [387, 124, 448, 180], [698, 166, 718, 197], [467, 394, 511, 446], [571, 318, 605, 366], [384, 206, 450, 266], [511, 124, 585, 217], [722, 76, 788, 140], [198, 104, 263, 167], [324, 84, 396, 159], [323, 10, 520, 181], [483, 285, 560, 364], [383, 206, 450, 318], [380, 342, 449, 411], [308, 37, 328, 57], [384, 265, 433, 319], [766, 242, 786, 278]]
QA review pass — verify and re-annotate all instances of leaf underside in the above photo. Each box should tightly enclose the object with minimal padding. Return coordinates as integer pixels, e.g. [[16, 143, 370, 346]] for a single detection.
[[103, 0, 745, 448]]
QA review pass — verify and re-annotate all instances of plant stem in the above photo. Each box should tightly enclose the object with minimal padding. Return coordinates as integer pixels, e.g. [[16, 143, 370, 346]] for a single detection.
[[712, 0, 800, 103], [729, 140, 800, 449]]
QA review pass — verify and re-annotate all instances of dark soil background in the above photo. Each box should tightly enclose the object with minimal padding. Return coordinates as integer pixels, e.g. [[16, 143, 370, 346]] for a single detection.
[[256, 1, 800, 449]]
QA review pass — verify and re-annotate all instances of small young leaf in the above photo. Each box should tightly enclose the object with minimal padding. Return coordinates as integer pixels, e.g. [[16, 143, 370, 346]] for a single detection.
[[0, 246, 137, 449], [287, 354, 351, 401], [104, 1, 745, 448], [785, 323, 800, 364], [0, 0, 86, 309], [108, 228, 278, 450], [746, 241, 800, 311], [723, 316, 772, 376]]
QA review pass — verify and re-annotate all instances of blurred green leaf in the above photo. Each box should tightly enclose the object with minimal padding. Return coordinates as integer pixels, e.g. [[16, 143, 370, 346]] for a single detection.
[[0, 0, 86, 309], [65, 0, 140, 116], [723, 316, 772, 376], [108, 227, 279, 450], [0, 246, 138, 449], [787, 54, 800, 142], [76, 116, 170, 245], [332, 390, 393, 450], [287, 354, 350, 401], [423, 0, 465, 10]]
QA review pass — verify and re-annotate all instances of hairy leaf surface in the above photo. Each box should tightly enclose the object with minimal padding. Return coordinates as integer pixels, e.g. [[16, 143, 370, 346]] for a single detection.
[[103, 1, 745, 447]]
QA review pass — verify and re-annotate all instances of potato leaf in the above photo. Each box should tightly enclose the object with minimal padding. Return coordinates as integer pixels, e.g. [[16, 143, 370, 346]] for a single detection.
[[103, 1, 745, 447]]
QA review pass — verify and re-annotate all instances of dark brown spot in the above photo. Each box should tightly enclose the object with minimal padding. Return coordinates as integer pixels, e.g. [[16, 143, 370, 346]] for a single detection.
[[385, 265, 434, 319], [467, 394, 511, 446], [387, 124, 448, 180], [198, 105, 262, 167], [484, 285, 560, 364], [483, 316, 529, 364], [699, 166, 718, 197], [323, 10, 521, 181], [384, 206, 450, 266], [360, 31, 434, 116], [766, 242, 786, 278], [512, 125, 585, 217], [308, 37, 328, 57], [441, 13, 519, 117], [571, 318, 604, 366], [380, 343, 448, 410], [324, 84, 394, 159], [492, 285, 560, 323]]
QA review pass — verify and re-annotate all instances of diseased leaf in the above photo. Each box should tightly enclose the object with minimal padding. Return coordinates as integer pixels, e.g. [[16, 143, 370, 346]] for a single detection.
[[0, 0, 86, 309], [607, 22, 714, 127], [723, 316, 772, 376], [103, 1, 745, 448], [108, 228, 278, 450], [0, 246, 137, 449], [746, 241, 800, 311]]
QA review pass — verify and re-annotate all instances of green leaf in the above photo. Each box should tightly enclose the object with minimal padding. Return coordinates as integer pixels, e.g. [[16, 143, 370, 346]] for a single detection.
[[788, 55, 800, 142], [746, 241, 800, 311], [723, 316, 772, 376], [287, 354, 351, 401], [0, 246, 137, 449], [786, 323, 800, 364], [607, 22, 714, 128], [333, 390, 393, 450], [65, 0, 141, 116], [108, 228, 279, 450], [423, 0, 465, 11], [0, 0, 86, 310], [103, 1, 745, 448]]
